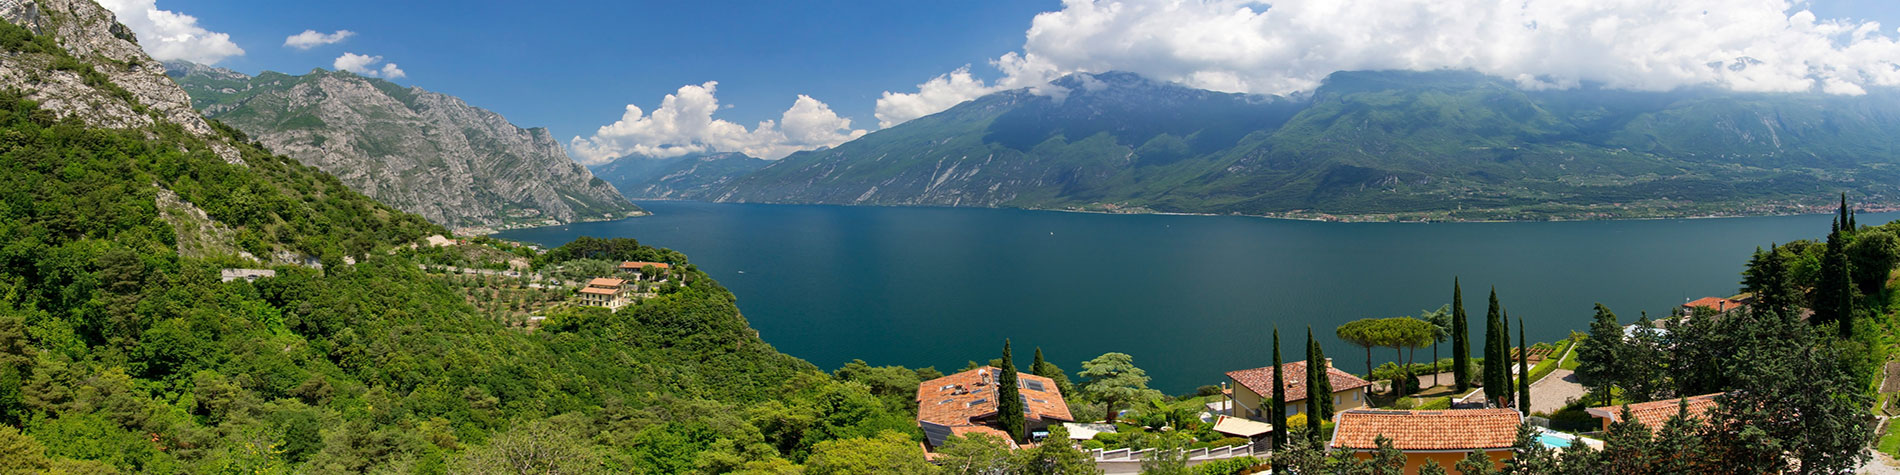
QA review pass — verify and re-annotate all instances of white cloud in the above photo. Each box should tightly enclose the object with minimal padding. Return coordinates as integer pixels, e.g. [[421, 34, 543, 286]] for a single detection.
[[333, 52, 406, 79], [874, 0, 1900, 127], [284, 29, 354, 50], [570, 82, 867, 163], [96, 0, 245, 64]]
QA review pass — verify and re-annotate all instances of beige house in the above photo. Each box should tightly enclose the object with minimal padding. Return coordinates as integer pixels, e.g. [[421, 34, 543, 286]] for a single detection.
[[1331, 409, 1521, 474], [577, 278, 631, 310], [1224, 359, 1373, 422]]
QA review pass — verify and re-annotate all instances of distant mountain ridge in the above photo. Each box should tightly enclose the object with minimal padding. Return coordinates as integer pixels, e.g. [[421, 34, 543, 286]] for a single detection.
[[669, 70, 1900, 220], [590, 151, 769, 200], [166, 62, 644, 230]]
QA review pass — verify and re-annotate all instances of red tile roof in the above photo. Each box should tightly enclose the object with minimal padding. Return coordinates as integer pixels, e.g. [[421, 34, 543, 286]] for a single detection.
[[618, 261, 672, 270], [917, 367, 1073, 429], [1226, 360, 1373, 403], [578, 287, 617, 295], [1588, 393, 1723, 432], [1330, 409, 1522, 451], [586, 278, 626, 288], [1682, 297, 1743, 312]]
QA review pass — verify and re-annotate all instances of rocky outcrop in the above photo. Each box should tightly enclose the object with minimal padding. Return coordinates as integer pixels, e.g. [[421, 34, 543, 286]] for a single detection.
[[590, 152, 770, 200], [168, 63, 644, 229], [0, 0, 239, 162]]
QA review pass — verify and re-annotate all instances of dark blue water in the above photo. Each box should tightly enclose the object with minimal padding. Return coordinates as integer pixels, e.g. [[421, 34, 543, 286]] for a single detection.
[[497, 201, 1895, 393]]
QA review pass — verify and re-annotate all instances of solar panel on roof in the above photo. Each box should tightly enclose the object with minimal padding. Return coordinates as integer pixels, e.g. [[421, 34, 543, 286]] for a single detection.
[[1025, 380, 1046, 391], [967, 398, 989, 407]]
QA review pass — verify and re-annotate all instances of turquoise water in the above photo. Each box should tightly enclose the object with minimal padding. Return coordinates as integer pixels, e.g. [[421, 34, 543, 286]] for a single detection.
[[496, 201, 1895, 393], [1539, 433, 1572, 448]]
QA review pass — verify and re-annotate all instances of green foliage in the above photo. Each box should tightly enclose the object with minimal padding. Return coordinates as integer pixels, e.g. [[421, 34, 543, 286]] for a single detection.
[[1079, 353, 1157, 425], [934, 433, 1012, 475], [1452, 279, 1471, 392], [804, 431, 935, 475], [1029, 347, 1077, 401], [1574, 304, 1622, 405], [533, 236, 684, 269], [1304, 327, 1333, 422], [1188, 456, 1262, 475], [996, 340, 1026, 443]]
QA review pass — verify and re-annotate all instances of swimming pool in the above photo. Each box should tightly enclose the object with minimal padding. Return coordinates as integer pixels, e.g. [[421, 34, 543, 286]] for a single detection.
[[1538, 433, 1573, 449]]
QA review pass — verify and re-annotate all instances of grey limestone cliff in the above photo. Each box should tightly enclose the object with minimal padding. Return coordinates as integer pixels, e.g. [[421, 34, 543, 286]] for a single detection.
[[168, 62, 643, 229]]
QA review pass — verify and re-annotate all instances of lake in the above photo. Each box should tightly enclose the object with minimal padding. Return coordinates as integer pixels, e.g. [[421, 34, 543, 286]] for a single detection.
[[496, 201, 1895, 393]]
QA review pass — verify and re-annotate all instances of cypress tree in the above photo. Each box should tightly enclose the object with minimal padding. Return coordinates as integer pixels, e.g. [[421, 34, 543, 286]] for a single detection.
[[1307, 327, 1334, 422], [1271, 326, 1287, 470], [1518, 317, 1531, 415], [1029, 347, 1076, 398], [997, 339, 1026, 443], [1484, 288, 1504, 406], [1452, 278, 1471, 392], [1816, 214, 1859, 336], [1501, 309, 1514, 405]]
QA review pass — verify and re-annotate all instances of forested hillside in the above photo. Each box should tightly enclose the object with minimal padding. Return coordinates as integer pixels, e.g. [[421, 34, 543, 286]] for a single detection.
[[702, 70, 1900, 221], [0, 4, 937, 472]]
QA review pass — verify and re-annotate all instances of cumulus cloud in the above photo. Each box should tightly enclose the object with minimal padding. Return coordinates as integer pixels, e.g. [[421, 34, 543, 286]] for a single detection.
[[569, 82, 867, 163], [284, 29, 354, 50], [96, 0, 244, 64], [333, 52, 406, 79], [874, 0, 1900, 127]]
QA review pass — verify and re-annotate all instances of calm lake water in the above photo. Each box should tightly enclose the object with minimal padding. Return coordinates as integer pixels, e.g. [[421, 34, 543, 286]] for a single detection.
[[497, 201, 1896, 393]]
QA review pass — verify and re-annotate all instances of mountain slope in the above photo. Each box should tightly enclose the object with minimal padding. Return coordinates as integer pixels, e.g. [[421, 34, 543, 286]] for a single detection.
[[703, 70, 1900, 220], [166, 62, 643, 230], [590, 151, 770, 199], [0, 2, 898, 473]]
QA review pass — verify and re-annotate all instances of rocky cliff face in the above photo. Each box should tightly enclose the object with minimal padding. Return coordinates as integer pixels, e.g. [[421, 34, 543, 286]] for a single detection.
[[590, 152, 770, 199], [168, 63, 644, 230], [0, 0, 238, 162]]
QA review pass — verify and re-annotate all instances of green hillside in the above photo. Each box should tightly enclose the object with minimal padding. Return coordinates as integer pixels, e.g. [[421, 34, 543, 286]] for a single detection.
[[706, 71, 1900, 220]]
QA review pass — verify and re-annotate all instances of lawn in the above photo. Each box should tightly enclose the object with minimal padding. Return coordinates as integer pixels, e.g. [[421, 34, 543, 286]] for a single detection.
[[1528, 339, 1575, 383], [1881, 419, 1900, 457]]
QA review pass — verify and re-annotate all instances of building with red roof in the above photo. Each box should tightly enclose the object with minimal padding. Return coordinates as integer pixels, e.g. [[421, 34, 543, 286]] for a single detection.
[[916, 367, 1072, 451], [1587, 393, 1723, 433], [1224, 359, 1373, 422], [1330, 408, 1522, 474], [1679, 296, 1745, 316]]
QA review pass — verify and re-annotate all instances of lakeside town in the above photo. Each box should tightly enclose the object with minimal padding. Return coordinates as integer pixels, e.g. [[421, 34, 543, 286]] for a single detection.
[[326, 199, 1896, 474]]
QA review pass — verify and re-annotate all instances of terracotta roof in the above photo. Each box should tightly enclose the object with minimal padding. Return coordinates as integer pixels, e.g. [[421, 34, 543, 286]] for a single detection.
[[586, 278, 626, 288], [578, 287, 617, 295], [917, 367, 1072, 433], [1226, 360, 1373, 403], [1682, 297, 1743, 312], [1587, 393, 1723, 432], [1330, 409, 1522, 451], [619, 261, 672, 270]]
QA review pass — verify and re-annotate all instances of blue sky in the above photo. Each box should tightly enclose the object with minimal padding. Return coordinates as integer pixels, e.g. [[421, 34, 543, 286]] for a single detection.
[[106, 0, 1900, 163], [150, 0, 1056, 154]]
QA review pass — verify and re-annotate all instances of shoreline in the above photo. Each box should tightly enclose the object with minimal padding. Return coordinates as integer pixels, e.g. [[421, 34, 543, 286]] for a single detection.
[[489, 198, 1897, 232]]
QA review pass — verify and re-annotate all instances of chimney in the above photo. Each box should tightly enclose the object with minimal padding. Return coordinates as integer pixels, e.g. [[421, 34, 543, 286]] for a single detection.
[[1324, 358, 1333, 369]]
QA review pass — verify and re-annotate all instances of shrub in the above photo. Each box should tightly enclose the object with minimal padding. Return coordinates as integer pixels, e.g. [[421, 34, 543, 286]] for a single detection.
[[1190, 456, 1264, 475], [1196, 385, 1224, 397], [1417, 397, 1451, 410], [1549, 407, 1597, 432]]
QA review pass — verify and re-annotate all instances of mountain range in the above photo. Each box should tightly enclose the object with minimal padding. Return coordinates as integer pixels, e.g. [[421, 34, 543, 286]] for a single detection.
[[612, 70, 1900, 221], [165, 62, 643, 231], [589, 151, 769, 200]]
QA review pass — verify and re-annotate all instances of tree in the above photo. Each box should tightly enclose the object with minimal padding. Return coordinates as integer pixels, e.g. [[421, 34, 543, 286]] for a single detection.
[[1499, 309, 1514, 406], [1600, 405, 1653, 473], [1483, 288, 1505, 406], [1847, 229, 1900, 307], [1134, 432, 1191, 475], [805, 431, 937, 475], [1009, 426, 1101, 475], [1336, 318, 1382, 377], [1452, 279, 1472, 392], [1078, 353, 1155, 425], [1364, 435, 1406, 475], [1306, 327, 1334, 423], [997, 340, 1027, 443], [1517, 317, 1530, 415], [1742, 244, 1799, 317], [935, 433, 1012, 475], [1702, 308, 1873, 474], [1270, 326, 1288, 471], [1650, 399, 1707, 474], [1621, 313, 1668, 402], [1422, 305, 1452, 387], [1574, 304, 1622, 406], [453, 416, 604, 475], [1454, 448, 1497, 475], [1418, 459, 1449, 475], [1030, 347, 1077, 399], [1506, 423, 1561, 474], [1813, 202, 1860, 336]]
